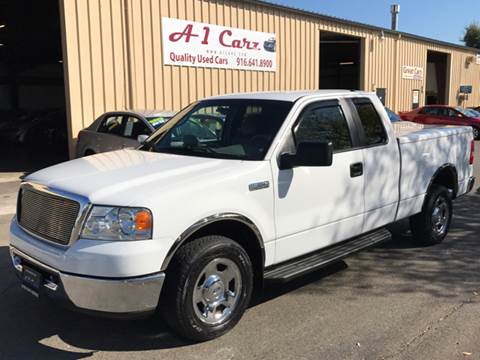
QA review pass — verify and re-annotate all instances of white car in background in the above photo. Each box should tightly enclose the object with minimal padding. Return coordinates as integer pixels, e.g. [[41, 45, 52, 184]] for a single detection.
[[75, 110, 176, 157]]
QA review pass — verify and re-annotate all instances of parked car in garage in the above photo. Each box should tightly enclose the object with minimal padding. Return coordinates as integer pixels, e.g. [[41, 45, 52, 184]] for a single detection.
[[16, 110, 67, 150], [0, 109, 64, 146], [75, 110, 176, 157], [399, 105, 480, 139]]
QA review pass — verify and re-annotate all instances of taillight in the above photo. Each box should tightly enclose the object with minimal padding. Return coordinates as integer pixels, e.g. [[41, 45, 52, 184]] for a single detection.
[[77, 131, 82, 141], [470, 140, 475, 165]]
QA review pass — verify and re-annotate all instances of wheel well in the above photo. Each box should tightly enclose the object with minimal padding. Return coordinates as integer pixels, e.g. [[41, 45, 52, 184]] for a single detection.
[[430, 165, 458, 198], [167, 219, 265, 298], [84, 149, 95, 156]]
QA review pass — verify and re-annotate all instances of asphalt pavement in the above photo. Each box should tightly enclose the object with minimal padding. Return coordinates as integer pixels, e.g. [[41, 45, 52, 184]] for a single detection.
[[0, 144, 479, 360]]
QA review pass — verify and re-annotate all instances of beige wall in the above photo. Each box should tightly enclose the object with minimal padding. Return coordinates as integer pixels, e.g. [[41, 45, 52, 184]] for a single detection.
[[60, 0, 480, 157]]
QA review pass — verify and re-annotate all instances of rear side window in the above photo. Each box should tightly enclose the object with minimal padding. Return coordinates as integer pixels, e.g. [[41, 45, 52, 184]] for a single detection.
[[354, 101, 387, 145], [295, 105, 352, 151], [98, 115, 125, 136]]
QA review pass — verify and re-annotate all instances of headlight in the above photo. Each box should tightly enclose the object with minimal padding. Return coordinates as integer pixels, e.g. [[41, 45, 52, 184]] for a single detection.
[[81, 206, 153, 241]]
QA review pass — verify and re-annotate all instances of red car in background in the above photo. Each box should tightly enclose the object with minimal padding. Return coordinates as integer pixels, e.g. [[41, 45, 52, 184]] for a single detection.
[[400, 105, 480, 139]]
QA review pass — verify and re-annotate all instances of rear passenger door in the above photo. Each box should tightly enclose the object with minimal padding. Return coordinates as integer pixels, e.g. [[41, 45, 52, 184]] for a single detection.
[[349, 98, 401, 232]]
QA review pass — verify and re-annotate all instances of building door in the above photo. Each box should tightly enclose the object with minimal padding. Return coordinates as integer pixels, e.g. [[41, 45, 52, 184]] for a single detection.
[[319, 31, 362, 90], [425, 51, 449, 105]]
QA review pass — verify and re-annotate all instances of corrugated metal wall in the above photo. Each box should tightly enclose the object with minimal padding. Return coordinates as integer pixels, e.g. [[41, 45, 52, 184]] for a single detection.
[[60, 0, 480, 156]]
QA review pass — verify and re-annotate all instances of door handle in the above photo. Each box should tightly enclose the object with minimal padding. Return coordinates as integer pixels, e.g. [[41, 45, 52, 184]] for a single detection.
[[350, 162, 363, 177]]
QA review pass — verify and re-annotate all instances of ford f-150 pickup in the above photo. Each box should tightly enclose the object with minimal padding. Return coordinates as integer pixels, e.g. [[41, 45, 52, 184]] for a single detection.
[[9, 90, 476, 341]]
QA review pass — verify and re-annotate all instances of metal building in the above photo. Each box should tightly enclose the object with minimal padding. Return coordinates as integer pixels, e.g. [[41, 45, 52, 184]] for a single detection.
[[2, 0, 480, 159]]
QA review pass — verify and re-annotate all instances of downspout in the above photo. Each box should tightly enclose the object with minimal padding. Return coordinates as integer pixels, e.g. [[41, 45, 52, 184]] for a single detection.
[[122, 0, 134, 109]]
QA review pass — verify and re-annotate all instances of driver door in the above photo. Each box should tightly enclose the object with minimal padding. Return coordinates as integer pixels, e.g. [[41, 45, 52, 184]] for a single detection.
[[272, 99, 365, 263]]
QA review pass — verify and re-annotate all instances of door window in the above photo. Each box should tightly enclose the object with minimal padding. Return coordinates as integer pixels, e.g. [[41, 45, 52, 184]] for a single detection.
[[420, 107, 439, 115], [295, 104, 352, 151], [98, 115, 125, 136], [124, 117, 151, 139], [353, 101, 387, 145]]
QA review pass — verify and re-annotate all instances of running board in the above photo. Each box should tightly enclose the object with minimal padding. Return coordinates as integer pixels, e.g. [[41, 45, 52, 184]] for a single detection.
[[264, 228, 391, 282]]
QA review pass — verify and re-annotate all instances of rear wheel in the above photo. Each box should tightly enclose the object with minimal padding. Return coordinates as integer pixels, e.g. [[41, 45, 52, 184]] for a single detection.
[[410, 185, 452, 245], [84, 150, 96, 156], [160, 236, 253, 341], [471, 126, 479, 140]]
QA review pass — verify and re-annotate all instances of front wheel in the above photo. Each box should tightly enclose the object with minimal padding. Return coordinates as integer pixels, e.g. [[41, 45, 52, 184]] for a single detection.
[[410, 185, 452, 245], [160, 236, 253, 341]]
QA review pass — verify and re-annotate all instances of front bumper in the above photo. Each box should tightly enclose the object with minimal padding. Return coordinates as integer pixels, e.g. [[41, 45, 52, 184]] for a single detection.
[[9, 246, 165, 316]]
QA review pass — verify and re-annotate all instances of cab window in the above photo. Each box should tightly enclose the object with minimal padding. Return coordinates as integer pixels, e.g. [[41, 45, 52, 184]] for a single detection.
[[353, 100, 387, 145], [295, 104, 352, 151]]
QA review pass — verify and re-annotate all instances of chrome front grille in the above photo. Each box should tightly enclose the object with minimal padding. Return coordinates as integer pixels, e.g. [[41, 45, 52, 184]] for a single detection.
[[18, 187, 80, 245]]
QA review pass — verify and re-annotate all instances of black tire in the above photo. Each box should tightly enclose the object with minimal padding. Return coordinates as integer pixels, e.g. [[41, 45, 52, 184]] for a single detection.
[[472, 127, 480, 140], [409, 185, 452, 245], [160, 236, 253, 342], [84, 150, 96, 156]]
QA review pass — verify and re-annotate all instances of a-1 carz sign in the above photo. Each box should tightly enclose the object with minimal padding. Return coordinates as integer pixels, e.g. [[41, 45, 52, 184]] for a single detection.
[[161, 17, 276, 72]]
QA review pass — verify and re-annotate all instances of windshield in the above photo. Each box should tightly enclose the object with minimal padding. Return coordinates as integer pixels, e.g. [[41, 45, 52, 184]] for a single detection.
[[146, 116, 173, 129], [384, 107, 401, 122], [140, 99, 294, 160], [456, 107, 480, 118]]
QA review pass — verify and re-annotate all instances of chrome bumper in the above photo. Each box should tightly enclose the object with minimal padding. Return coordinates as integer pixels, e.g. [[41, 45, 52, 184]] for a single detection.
[[9, 246, 165, 316]]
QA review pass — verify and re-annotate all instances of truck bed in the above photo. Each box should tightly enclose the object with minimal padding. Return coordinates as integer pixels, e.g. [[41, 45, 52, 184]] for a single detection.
[[392, 121, 471, 140], [393, 121, 473, 220]]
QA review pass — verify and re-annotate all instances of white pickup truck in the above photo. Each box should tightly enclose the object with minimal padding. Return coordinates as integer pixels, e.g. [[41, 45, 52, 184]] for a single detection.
[[9, 90, 475, 341]]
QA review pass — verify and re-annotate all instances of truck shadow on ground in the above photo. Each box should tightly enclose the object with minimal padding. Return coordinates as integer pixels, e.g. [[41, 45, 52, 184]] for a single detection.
[[0, 193, 479, 358]]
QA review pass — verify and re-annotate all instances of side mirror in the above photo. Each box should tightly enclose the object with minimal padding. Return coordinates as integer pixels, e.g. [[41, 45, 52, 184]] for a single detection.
[[279, 141, 333, 170], [137, 134, 149, 143]]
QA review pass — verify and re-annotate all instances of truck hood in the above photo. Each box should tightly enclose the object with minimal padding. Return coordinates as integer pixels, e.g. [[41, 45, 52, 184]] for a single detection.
[[26, 149, 255, 205]]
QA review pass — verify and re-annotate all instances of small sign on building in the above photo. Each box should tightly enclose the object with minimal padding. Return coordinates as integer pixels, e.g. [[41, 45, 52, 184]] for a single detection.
[[412, 89, 420, 109], [460, 85, 473, 94], [401, 65, 424, 80]]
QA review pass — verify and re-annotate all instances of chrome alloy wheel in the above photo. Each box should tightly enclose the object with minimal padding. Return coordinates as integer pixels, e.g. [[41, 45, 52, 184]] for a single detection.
[[431, 196, 449, 236], [193, 258, 242, 325]]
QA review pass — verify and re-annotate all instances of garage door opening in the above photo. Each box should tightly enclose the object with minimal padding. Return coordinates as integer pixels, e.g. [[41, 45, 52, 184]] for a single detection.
[[425, 51, 449, 105], [0, 0, 68, 172], [319, 31, 362, 90]]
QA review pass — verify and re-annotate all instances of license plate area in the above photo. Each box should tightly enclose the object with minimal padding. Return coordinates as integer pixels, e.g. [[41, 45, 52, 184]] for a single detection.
[[22, 265, 42, 297]]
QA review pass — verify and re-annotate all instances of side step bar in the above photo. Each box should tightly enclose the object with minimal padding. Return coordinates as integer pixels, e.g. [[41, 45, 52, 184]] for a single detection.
[[264, 228, 391, 282]]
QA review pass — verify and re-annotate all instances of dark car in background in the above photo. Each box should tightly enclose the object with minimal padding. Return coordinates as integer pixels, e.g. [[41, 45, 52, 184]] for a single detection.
[[400, 105, 480, 139], [75, 110, 176, 157], [385, 107, 401, 122]]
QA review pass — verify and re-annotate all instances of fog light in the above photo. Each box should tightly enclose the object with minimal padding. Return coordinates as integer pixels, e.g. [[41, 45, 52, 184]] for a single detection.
[[12, 254, 22, 272]]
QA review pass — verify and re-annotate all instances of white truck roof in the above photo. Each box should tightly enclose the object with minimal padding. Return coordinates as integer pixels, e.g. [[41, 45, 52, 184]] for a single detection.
[[206, 90, 374, 102]]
